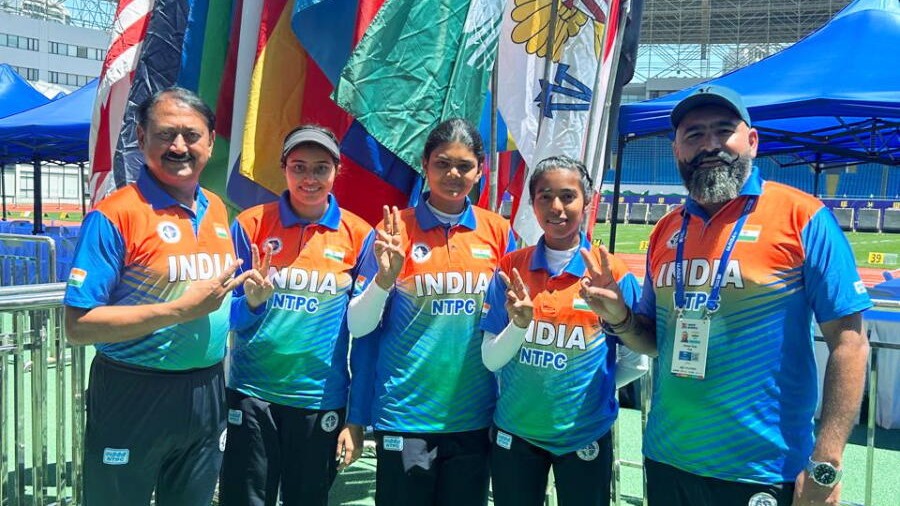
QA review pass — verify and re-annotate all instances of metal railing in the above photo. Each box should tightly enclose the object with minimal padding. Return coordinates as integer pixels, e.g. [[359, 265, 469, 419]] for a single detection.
[[0, 234, 57, 287], [0, 284, 896, 505], [1, 282, 87, 506]]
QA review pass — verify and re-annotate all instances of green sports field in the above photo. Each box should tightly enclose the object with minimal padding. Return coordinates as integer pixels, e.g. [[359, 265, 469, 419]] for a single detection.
[[592, 223, 900, 270]]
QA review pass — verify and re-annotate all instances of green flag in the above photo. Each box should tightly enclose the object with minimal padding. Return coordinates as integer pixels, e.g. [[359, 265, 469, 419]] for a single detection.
[[333, 0, 503, 171]]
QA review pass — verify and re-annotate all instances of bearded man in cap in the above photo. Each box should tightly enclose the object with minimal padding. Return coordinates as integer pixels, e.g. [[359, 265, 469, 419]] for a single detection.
[[582, 85, 871, 506]]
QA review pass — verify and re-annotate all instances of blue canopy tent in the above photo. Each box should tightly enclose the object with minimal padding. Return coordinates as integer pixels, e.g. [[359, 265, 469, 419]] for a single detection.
[[0, 79, 97, 232], [0, 64, 50, 119], [618, 0, 900, 167], [607, 0, 900, 249], [0, 64, 52, 220]]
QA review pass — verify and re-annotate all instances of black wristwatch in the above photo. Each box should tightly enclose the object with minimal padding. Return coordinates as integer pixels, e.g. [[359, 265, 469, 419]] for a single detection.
[[806, 459, 842, 487]]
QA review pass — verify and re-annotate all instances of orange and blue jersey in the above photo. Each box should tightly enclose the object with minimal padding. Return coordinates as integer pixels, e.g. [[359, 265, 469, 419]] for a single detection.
[[481, 234, 640, 455], [356, 195, 515, 432], [637, 167, 872, 483], [228, 193, 375, 421], [64, 167, 236, 371]]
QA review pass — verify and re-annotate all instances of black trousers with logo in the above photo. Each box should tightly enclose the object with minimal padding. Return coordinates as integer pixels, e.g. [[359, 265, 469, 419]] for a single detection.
[[374, 428, 491, 506], [82, 354, 226, 505], [490, 427, 613, 506], [645, 458, 795, 506], [219, 389, 345, 506]]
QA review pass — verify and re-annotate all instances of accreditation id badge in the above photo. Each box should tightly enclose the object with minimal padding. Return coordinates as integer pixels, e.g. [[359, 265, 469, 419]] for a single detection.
[[671, 316, 710, 379]]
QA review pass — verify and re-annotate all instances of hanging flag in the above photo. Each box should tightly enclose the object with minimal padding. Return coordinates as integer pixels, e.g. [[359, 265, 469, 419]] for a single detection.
[[112, 0, 193, 188], [89, 0, 236, 206], [220, 0, 422, 224], [333, 0, 504, 172], [88, 0, 154, 205], [183, 0, 234, 200], [293, 0, 423, 223], [89, 0, 445, 223], [584, 0, 645, 231], [498, 0, 622, 244]]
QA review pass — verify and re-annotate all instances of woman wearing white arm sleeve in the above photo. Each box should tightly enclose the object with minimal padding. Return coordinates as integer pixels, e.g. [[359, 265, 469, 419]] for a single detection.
[[481, 323, 648, 389], [479, 155, 644, 506]]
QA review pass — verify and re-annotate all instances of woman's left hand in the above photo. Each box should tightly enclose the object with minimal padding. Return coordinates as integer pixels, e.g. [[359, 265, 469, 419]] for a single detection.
[[336, 423, 364, 471], [578, 247, 628, 324]]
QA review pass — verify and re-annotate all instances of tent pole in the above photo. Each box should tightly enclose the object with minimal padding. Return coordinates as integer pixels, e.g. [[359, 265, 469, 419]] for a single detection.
[[1, 163, 6, 221], [609, 135, 627, 253], [33, 157, 43, 235], [79, 162, 87, 216], [813, 153, 822, 198]]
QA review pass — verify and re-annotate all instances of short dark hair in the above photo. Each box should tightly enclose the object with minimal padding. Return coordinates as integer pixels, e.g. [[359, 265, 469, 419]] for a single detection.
[[528, 155, 594, 203], [136, 87, 215, 132], [423, 118, 485, 164]]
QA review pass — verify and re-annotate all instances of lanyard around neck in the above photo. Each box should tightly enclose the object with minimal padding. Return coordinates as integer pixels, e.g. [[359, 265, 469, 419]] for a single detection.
[[674, 196, 756, 315]]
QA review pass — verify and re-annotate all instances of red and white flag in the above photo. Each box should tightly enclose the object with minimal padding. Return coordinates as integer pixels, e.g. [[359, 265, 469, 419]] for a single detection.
[[88, 0, 154, 206]]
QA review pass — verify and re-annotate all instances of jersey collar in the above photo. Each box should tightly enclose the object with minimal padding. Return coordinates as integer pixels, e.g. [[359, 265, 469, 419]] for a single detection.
[[414, 192, 477, 231], [530, 232, 592, 276], [278, 191, 341, 230], [136, 165, 207, 215], [683, 165, 763, 220]]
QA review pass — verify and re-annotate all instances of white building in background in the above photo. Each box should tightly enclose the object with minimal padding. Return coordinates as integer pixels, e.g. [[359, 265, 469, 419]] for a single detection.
[[0, 1, 111, 208]]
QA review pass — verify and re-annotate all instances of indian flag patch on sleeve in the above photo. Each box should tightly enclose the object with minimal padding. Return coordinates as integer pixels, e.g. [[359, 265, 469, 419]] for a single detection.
[[482, 302, 490, 316], [573, 298, 590, 311], [737, 225, 761, 242], [214, 225, 229, 239], [471, 246, 492, 259], [324, 248, 345, 262], [67, 268, 87, 287]]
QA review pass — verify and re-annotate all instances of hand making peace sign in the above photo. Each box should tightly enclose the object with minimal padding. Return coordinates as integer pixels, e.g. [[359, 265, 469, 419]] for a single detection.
[[244, 243, 275, 310], [499, 267, 533, 329], [176, 258, 255, 320], [373, 205, 405, 290], [578, 247, 629, 325]]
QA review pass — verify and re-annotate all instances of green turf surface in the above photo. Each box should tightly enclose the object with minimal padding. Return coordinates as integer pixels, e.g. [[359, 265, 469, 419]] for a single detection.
[[592, 223, 900, 269], [845, 231, 900, 269], [3, 211, 84, 222]]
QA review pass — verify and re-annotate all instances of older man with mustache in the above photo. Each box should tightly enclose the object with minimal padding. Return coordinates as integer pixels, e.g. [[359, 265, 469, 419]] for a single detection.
[[64, 87, 258, 505], [582, 86, 871, 506]]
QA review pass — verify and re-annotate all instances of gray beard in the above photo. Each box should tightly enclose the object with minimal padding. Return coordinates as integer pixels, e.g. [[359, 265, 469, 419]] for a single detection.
[[678, 151, 752, 206]]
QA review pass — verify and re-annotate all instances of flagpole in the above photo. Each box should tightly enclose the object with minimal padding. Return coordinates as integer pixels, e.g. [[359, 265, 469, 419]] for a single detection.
[[490, 58, 500, 213], [584, 0, 630, 180], [582, 0, 631, 243], [534, 0, 561, 145]]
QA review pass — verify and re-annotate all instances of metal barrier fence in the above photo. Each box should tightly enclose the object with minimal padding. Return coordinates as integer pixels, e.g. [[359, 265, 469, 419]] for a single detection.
[[0, 234, 57, 288], [0, 285, 896, 505], [0, 283, 87, 506]]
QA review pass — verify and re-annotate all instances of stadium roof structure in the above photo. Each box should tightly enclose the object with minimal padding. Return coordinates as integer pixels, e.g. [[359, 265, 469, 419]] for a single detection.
[[640, 0, 852, 45], [618, 0, 900, 169]]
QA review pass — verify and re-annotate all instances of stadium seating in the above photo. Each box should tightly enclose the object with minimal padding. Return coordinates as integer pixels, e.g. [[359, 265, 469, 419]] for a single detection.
[[630, 203, 650, 224], [857, 209, 882, 232], [603, 136, 893, 202]]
